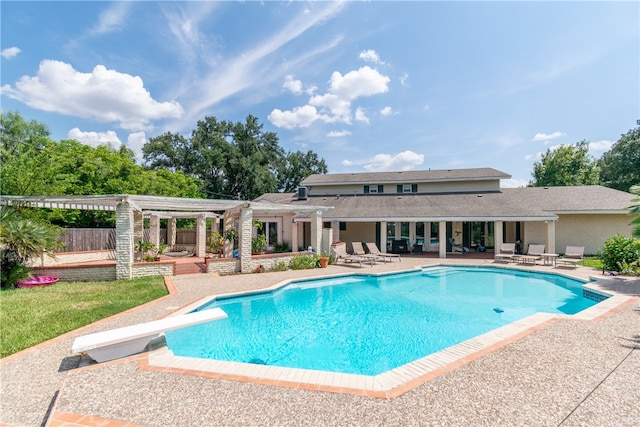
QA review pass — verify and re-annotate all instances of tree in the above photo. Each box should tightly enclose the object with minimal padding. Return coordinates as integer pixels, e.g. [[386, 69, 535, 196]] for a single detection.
[[277, 150, 328, 193], [143, 115, 327, 200], [629, 185, 640, 239], [599, 126, 640, 192], [530, 141, 600, 187]]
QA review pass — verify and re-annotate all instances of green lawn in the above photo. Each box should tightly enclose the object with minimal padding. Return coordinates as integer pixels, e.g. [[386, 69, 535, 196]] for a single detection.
[[0, 277, 168, 358]]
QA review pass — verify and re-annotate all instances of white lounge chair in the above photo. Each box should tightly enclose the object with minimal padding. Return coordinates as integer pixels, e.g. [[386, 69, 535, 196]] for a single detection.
[[71, 308, 227, 362], [514, 244, 545, 265], [331, 244, 375, 267], [351, 242, 382, 263], [494, 243, 516, 263], [557, 246, 584, 268], [365, 242, 401, 262]]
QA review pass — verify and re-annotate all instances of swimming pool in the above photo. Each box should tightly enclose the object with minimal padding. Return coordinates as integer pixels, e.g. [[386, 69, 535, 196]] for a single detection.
[[164, 266, 601, 376]]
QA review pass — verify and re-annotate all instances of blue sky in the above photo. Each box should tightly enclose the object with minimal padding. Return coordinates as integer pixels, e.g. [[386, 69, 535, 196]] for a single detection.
[[1, 1, 638, 188]]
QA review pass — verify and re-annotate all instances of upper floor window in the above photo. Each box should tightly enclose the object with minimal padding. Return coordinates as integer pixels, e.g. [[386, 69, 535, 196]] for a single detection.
[[397, 184, 418, 193], [364, 185, 384, 194]]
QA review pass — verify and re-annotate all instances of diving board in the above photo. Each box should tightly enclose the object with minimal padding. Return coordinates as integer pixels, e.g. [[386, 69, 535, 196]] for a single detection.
[[71, 308, 227, 362]]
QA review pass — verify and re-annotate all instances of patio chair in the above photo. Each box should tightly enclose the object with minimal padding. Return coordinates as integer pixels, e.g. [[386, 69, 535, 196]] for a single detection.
[[351, 242, 382, 263], [514, 244, 545, 265], [557, 246, 584, 268], [494, 243, 516, 263], [365, 242, 401, 262], [448, 238, 469, 253], [331, 244, 375, 267]]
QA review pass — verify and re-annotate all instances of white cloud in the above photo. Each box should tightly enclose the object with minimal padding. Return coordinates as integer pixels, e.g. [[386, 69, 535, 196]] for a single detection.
[[68, 128, 122, 149], [354, 107, 369, 124], [327, 130, 351, 137], [358, 49, 384, 64], [363, 150, 424, 172], [1, 60, 184, 132], [89, 2, 131, 36], [533, 131, 564, 142], [341, 159, 354, 166], [399, 72, 409, 87], [127, 132, 148, 162], [283, 75, 303, 95], [268, 105, 320, 129], [270, 66, 390, 129], [1, 47, 21, 59], [380, 106, 395, 116], [588, 139, 613, 153]]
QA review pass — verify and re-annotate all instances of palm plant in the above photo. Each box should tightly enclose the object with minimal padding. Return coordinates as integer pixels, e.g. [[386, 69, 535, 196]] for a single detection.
[[0, 207, 62, 288]]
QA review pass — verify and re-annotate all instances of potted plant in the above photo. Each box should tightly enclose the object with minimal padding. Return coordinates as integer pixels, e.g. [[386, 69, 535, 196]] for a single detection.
[[207, 232, 225, 257], [135, 240, 156, 262], [152, 243, 166, 261], [251, 220, 267, 254], [318, 252, 330, 268]]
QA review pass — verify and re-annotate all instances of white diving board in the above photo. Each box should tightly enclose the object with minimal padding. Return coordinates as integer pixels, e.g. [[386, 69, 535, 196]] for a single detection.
[[71, 308, 227, 362]]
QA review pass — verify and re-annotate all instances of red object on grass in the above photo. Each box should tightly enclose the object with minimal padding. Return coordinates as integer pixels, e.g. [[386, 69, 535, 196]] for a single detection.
[[17, 276, 59, 288]]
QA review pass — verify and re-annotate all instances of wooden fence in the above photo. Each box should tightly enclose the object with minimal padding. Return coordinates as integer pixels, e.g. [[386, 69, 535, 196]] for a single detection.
[[59, 228, 197, 252]]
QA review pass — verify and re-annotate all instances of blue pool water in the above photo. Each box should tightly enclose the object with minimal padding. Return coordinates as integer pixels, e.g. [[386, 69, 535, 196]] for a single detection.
[[164, 266, 600, 376]]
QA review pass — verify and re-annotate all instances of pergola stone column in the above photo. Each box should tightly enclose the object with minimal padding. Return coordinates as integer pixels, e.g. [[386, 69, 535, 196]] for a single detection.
[[133, 210, 143, 246], [115, 202, 134, 279], [149, 214, 160, 247], [380, 221, 387, 253], [167, 218, 176, 249], [223, 211, 236, 258], [546, 220, 556, 254], [310, 210, 322, 253], [239, 207, 253, 273], [331, 220, 340, 243], [195, 214, 206, 257], [291, 220, 299, 251], [438, 221, 446, 258]]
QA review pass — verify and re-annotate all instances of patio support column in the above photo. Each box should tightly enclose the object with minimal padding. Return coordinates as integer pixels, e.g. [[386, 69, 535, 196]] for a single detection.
[[239, 207, 252, 273], [546, 220, 556, 254], [291, 220, 299, 252], [223, 211, 235, 258], [495, 220, 504, 251], [310, 210, 322, 253], [409, 222, 416, 247], [149, 214, 160, 247], [331, 220, 340, 243], [167, 218, 176, 249], [133, 210, 143, 245], [438, 221, 446, 258], [115, 202, 134, 280], [195, 214, 206, 257], [380, 221, 387, 253]]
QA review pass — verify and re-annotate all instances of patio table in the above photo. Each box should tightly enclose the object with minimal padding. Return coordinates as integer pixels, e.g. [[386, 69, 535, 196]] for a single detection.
[[541, 253, 558, 267]]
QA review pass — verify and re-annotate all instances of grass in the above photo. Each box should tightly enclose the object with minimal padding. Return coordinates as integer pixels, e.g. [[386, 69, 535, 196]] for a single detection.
[[0, 276, 168, 358]]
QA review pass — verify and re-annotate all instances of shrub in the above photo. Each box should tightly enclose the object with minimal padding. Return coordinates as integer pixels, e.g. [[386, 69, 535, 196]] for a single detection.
[[289, 253, 319, 270], [271, 261, 288, 272], [273, 241, 292, 253], [599, 234, 640, 275]]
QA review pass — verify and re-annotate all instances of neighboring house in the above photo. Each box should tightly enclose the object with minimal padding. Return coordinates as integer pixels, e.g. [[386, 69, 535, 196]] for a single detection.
[[255, 167, 637, 256]]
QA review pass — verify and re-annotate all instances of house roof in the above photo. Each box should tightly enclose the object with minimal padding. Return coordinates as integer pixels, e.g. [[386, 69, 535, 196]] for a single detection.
[[255, 185, 635, 222], [300, 168, 511, 186]]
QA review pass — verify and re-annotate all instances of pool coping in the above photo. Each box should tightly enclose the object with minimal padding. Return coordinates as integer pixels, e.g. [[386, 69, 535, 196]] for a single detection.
[[141, 264, 635, 398]]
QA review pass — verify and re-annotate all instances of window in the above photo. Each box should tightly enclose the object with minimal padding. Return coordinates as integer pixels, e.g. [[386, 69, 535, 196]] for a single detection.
[[397, 184, 417, 193], [364, 185, 384, 194]]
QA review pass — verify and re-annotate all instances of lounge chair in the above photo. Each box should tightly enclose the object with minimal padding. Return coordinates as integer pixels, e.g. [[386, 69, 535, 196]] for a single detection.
[[331, 244, 375, 267], [72, 308, 227, 362], [557, 246, 584, 268], [448, 238, 469, 253], [351, 242, 383, 263], [494, 243, 516, 263], [365, 242, 401, 262], [514, 244, 545, 265]]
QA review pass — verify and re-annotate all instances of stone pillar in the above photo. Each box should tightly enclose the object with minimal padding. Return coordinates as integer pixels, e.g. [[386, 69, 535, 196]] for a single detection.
[[546, 220, 556, 254], [195, 214, 206, 257], [310, 210, 322, 253], [223, 211, 236, 258], [495, 220, 504, 251], [409, 222, 416, 247], [239, 208, 253, 273], [133, 210, 143, 245], [167, 218, 176, 249], [149, 215, 160, 246], [115, 202, 134, 280], [439, 221, 447, 258], [291, 220, 299, 252], [331, 220, 340, 243]]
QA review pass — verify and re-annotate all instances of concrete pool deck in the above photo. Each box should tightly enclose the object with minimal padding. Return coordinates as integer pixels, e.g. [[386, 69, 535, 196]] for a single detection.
[[1, 257, 639, 426]]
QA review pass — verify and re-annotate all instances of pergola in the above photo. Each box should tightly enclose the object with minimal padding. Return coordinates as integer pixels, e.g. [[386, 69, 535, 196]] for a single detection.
[[1, 194, 331, 278]]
